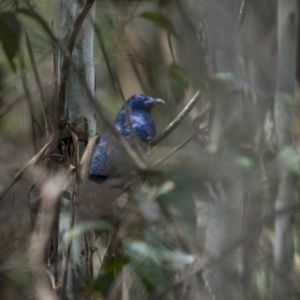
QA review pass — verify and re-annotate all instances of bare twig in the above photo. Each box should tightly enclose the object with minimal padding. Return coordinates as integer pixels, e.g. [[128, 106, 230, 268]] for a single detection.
[[94, 22, 126, 104], [106, 0, 141, 55], [70, 129, 80, 167], [149, 90, 201, 147], [152, 127, 207, 167], [19, 49, 38, 152], [51, 19, 58, 129], [0, 134, 57, 201], [25, 29, 52, 137], [78, 135, 99, 181]]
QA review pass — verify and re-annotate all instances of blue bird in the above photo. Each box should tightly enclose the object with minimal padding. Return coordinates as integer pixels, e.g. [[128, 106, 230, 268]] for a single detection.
[[89, 94, 165, 183]]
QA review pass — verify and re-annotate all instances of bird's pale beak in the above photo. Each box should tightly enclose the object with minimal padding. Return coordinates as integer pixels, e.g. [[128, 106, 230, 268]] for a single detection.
[[155, 98, 165, 105]]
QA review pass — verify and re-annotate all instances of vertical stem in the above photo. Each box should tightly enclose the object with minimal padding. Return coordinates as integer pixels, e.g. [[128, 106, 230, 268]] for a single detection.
[[273, 1, 299, 300]]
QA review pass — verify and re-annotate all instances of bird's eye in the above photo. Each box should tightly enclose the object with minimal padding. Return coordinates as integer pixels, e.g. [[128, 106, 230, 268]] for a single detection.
[[140, 98, 146, 104]]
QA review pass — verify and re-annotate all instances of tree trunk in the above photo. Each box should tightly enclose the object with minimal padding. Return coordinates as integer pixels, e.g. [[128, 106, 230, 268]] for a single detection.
[[272, 1, 299, 300], [58, 1, 96, 299]]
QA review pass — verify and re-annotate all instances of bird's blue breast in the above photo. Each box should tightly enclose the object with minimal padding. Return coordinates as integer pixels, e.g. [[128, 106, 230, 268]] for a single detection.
[[114, 108, 156, 142]]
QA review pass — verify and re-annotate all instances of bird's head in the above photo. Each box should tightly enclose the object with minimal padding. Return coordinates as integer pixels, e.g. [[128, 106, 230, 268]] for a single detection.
[[126, 94, 165, 112]]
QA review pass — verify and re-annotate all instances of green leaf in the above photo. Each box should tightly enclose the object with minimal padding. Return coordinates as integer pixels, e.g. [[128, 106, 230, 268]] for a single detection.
[[157, 180, 176, 196], [140, 11, 178, 39], [63, 221, 113, 247], [234, 156, 255, 170], [279, 147, 300, 173], [0, 12, 21, 71], [209, 72, 264, 97], [136, 261, 166, 292], [159, 0, 172, 6], [276, 92, 295, 110], [106, 256, 129, 273], [125, 241, 158, 263], [92, 272, 115, 297], [169, 64, 189, 99], [92, 256, 130, 296]]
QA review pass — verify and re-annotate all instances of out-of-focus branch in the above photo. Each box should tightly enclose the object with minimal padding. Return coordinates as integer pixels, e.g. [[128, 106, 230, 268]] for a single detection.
[[147, 200, 300, 300], [152, 127, 207, 167], [29, 176, 64, 300], [78, 135, 99, 181], [19, 49, 38, 152], [94, 22, 126, 103], [0, 134, 57, 201], [272, 1, 299, 300], [147, 233, 245, 300], [148, 90, 201, 147], [25, 29, 53, 137], [60, 172, 78, 300]]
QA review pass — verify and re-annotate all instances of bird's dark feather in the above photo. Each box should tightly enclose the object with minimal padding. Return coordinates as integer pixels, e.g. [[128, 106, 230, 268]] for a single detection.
[[89, 94, 162, 183]]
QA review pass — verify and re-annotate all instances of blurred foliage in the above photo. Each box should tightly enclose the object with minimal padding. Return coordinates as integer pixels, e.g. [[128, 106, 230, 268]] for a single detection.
[[140, 11, 179, 39], [0, 0, 299, 300], [0, 11, 21, 71]]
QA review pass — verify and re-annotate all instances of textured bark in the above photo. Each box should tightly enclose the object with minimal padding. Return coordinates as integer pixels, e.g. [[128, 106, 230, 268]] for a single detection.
[[61, 0, 96, 138], [272, 1, 299, 300], [58, 1, 96, 299]]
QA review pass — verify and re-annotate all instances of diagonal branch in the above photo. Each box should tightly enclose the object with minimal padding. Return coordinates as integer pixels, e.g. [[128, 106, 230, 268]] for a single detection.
[[152, 127, 207, 167], [25, 29, 53, 137], [0, 134, 58, 201], [149, 90, 201, 147], [78, 135, 99, 181], [94, 22, 126, 103]]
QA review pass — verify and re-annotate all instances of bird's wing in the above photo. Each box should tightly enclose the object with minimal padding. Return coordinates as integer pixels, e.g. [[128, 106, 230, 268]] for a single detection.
[[89, 131, 117, 180]]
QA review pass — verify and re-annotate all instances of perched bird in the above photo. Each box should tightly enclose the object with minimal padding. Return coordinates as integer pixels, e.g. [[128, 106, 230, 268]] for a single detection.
[[89, 94, 165, 183]]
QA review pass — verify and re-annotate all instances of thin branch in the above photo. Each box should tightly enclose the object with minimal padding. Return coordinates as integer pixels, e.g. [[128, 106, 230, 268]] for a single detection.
[[0, 134, 57, 201], [51, 19, 58, 129], [19, 49, 38, 152], [25, 29, 52, 137], [152, 127, 207, 167], [106, 0, 141, 55], [78, 135, 99, 181], [60, 172, 78, 299], [149, 90, 201, 147], [238, 0, 247, 28], [94, 22, 126, 104], [167, 31, 176, 64]]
